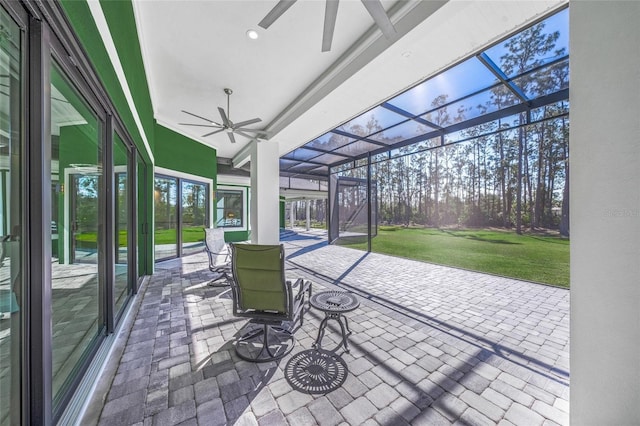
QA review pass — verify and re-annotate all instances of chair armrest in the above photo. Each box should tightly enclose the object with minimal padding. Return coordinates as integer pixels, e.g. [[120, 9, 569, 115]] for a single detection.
[[289, 278, 311, 300], [205, 243, 231, 259]]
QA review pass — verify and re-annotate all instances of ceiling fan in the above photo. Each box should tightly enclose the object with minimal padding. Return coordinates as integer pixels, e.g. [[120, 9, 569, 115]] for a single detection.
[[258, 0, 397, 52], [180, 88, 269, 144]]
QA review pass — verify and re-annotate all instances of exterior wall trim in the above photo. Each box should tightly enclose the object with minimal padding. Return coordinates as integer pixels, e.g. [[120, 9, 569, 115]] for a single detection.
[[86, 1, 154, 163]]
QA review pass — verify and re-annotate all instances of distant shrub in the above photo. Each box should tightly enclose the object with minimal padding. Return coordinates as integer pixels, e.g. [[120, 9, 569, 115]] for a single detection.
[[379, 225, 400, 231]]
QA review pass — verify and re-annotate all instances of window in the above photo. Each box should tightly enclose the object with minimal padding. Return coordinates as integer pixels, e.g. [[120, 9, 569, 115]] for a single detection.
[[216, 189, 244, 228]]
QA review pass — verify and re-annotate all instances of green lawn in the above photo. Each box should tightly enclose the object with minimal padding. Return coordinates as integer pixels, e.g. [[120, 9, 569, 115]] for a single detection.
[[155, 226, 204, 244], [76, 226, 205, 246], [339, 227, 569, 287]]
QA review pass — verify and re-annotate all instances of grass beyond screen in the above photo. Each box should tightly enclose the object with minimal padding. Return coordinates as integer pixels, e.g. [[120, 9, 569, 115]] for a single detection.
[[339, 227, 569, 287]]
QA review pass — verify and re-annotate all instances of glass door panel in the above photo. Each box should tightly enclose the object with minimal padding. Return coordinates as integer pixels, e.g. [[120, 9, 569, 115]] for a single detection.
[[154, 176, 177, 260], [70, 174, 99, 264], [51, 62, 103, 402], [114, 134, 130, 315], [136, 153, 147, 276], [0, 7, 22, 425], [181, 181, 208, 256]]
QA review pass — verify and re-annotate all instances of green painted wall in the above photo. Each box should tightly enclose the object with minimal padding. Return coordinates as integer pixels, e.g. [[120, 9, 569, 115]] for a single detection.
[[154, 124, 217, 180], [223, 231, 248, 243], [99, 0, 155, 152], [59, 0, 153, 160]]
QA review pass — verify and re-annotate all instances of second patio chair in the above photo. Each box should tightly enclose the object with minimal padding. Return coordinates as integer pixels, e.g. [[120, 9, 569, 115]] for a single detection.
[[204, 228, 231, 286], [229, 243, 312, 362]]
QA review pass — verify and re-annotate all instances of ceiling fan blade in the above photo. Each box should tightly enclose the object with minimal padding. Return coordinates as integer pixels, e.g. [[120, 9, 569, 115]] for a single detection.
[[218, 107, 231, 126], [258, 0, 297, 29], [179, 123, 221, 128], [322, 0, 339, 52], [233, 117, 262, 128], [182, 110, 221, 125], [201, 128, 225, 137], [227, 132, 237, 144], [361, 0, 396, 39]]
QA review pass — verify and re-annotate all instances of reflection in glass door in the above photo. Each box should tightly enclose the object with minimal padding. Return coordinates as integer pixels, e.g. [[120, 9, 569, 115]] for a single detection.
[[0, 7, 22, 425], [114, 133, 130, 315], [136, 153, 147, 277], [154, 176, 177, 260], [70, 174, 99, 264], [51, 62, 103, 405], [181, 181, 208, 256]]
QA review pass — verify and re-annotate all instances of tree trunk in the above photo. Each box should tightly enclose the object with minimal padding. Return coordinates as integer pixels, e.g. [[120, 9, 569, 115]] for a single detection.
[[559, 170, 569, 236], [499, 131, 508, 227], [516, 121, 524, 234], [559, 115, 570, 236], [524, 131, 534, 232], [434, 151, 440, 227], [534, 121, 546, 228]]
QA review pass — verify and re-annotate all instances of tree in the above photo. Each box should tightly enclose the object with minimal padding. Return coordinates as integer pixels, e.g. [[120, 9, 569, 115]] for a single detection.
[[498, 20, 560, 234]]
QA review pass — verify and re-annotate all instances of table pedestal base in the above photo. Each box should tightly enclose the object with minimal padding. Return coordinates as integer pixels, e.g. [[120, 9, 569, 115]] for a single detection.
[[313, 312, 353, 353]]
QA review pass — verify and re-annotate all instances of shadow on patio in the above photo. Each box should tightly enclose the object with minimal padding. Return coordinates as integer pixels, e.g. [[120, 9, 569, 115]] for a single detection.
[[86, 230, 569, 426]]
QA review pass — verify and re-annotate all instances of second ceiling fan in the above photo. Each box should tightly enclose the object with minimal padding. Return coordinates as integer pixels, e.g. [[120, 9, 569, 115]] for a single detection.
[[180, 88, 269, 144], [258, 0, 397, 52]]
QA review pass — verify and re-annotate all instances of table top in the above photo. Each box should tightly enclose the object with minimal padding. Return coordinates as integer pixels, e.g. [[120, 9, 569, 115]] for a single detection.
[[310, 290, 359, 313]]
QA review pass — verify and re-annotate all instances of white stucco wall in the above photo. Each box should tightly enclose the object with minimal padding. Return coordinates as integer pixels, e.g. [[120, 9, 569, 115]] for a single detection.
[[570, 2, 640, 424]]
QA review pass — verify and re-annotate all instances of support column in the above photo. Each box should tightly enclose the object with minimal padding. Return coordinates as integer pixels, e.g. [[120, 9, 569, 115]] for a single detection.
[[249, 140, 280, 244], [305, 200, 310, 231], [571, 2, 640, 424]]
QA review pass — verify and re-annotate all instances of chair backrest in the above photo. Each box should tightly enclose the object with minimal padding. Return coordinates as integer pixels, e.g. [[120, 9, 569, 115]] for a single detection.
[[204, 228, 228, 264], [230, 243, 288, 314], [204, 228, 226, 252]]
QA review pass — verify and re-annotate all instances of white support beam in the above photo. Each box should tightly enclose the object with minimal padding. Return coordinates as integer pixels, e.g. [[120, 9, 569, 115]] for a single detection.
[[305, 200, 310, 231], [232, 142, 252, 169], [570, 2, 640, 424], [249, 140, 280, 244]]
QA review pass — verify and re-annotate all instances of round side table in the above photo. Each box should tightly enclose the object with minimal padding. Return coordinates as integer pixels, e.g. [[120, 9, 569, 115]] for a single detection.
[[310, 290, 360, 352]]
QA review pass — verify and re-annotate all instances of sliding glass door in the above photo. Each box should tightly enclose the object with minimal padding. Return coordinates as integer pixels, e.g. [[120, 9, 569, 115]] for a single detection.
[[154, 175, 209, 261], [154, 175, 178, 260], [181, 180, 208, 256], [114, 133, 130, 317], [0, 1, 152, 421], [0, 6, 23, 424], [50, 61, 104, 405]]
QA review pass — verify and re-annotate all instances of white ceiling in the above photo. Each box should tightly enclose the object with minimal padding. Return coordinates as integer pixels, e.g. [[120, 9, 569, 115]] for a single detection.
[[133, 0, 566, 162]]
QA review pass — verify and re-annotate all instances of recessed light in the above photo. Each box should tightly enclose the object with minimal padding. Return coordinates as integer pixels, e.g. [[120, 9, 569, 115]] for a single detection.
[[246, 29, 259, 40]]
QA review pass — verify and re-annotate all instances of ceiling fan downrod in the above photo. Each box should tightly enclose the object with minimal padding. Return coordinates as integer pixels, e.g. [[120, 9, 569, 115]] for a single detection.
[[224, 88, 232, 121]]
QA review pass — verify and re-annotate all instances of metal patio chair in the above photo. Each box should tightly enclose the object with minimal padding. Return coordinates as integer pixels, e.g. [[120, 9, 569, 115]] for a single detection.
[[203, 227, 231, 286], [229, 243, 312, 362]]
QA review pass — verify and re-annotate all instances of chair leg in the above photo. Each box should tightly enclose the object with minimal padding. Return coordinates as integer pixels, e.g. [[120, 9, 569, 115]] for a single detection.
[[235, 323, 295, 363], [208, 269, 231, 287]]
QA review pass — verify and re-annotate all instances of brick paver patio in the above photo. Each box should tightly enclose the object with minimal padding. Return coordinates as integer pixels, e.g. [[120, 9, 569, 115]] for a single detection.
[[86, 229, 569, 425]]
